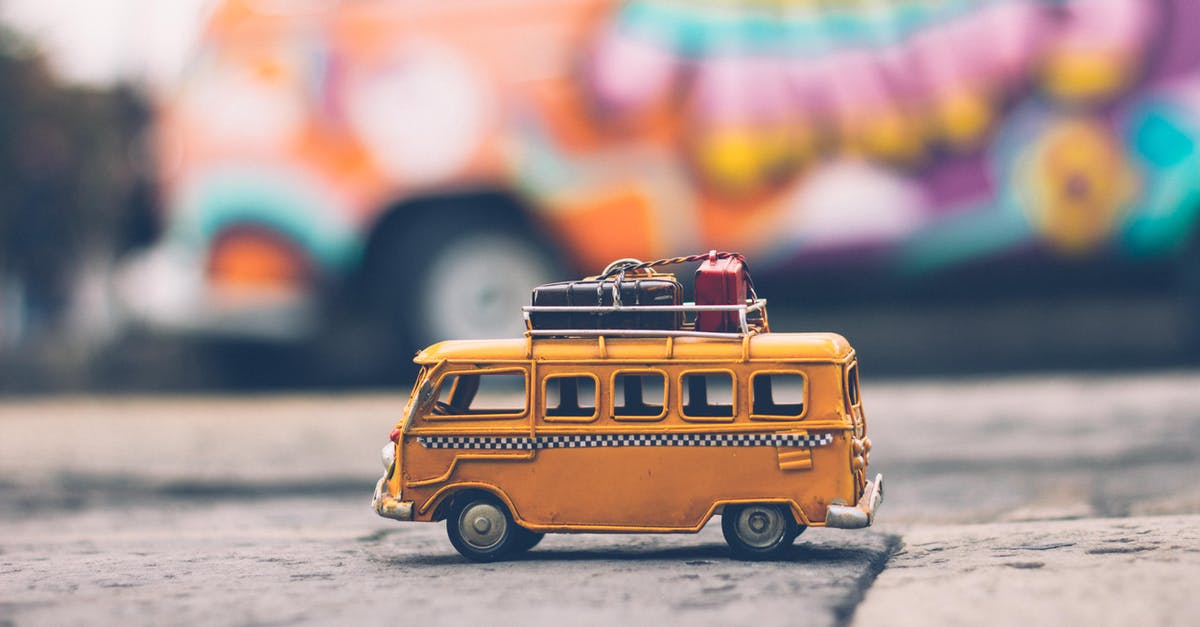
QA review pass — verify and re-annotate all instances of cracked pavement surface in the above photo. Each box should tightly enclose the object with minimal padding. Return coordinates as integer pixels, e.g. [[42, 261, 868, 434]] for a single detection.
[[0, 498, 895, 626], [855, 515, 1200, 627], [2, 371, 1199, 625]]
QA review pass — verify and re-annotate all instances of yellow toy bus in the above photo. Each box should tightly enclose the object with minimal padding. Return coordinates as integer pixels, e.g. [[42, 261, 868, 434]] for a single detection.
[[373, 258, 882, 561]]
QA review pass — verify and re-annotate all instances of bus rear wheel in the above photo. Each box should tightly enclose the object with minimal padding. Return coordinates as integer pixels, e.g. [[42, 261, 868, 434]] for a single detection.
[[512, 528, 545, 553], [447, 493, 520, 562], [722, 503, 799, 561]]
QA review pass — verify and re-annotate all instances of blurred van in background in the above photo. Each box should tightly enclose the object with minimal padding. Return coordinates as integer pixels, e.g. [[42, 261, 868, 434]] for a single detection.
[[116, 0, 1200, 372]]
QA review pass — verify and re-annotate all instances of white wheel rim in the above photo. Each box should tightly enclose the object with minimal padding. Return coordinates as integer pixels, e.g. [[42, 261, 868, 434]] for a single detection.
[[458, 502, 507, 550], [420, 233, 553, 342], [736, 505, 786, 549]]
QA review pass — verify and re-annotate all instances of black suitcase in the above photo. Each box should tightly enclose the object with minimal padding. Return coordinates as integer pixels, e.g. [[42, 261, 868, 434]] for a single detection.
[[530, 276, 683, 332]]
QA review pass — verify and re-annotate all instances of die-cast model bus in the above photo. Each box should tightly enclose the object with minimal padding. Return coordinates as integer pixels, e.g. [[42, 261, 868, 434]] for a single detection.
[[373, 257, 881, 561]]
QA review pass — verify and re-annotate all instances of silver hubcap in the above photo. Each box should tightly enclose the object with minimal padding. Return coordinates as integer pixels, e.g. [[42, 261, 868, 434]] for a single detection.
[[736, 506, 786, 549], [422, 234, 553, 342], [459, 502, 507, 550]]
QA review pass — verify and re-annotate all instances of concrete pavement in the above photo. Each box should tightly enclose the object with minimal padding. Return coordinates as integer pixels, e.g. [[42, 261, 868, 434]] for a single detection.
[[2, 371, 1199, 625], [1, 497, 895, 626], [855, 515, 1200, 627]]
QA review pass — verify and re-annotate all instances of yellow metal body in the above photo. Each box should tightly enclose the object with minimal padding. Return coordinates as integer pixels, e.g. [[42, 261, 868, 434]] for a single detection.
[[376, 332, 872, 534]]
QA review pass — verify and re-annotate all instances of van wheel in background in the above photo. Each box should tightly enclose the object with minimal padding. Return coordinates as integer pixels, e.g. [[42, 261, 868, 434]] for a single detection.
[[722, 504, 797, 561], [362, 201, 557, 379], [412, 226, 555, 345], [447, 493, 521, 562]]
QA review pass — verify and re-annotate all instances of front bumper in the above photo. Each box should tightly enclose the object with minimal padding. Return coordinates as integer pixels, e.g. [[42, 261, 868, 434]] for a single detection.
[[372, 476, 414, 521], [825, 473, 884, 529]]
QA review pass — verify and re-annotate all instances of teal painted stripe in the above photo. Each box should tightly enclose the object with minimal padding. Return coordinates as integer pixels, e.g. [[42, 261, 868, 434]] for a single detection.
[[615, 0, 1027, 57], [169, 168, 363, 272]]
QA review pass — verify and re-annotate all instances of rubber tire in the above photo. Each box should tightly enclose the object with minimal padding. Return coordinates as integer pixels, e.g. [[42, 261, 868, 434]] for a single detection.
[[785, 522, 808, 545], [369, 207, 556, 363], [722, 504, 797, 561], [446, 493, 520, 562], [511, 527, 545, 554]]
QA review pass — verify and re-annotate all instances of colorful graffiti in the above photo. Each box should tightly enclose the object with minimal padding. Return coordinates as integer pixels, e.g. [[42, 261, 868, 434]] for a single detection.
[[1020, 118, 1136, 254], [507, 0, 1200, 268], [583, 0, 1160, 196], [132, 0, 1200, 344]]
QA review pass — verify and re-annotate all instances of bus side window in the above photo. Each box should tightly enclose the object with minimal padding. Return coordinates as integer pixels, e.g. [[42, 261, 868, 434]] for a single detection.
[[613, 371, 666, 420], [431, 371, 526, 417], [681, 371, 734, 419], [751, 372, 805, 418], [545, 374, 598, 420]]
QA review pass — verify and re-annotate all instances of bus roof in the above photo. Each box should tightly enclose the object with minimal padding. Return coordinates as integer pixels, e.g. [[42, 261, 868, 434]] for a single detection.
[[414, 333, 854, 364]]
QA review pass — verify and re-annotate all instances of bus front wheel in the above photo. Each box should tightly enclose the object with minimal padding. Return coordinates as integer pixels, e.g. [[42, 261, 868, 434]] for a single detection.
[[722, 504, 799, 561], [447, 494, 521, 562]]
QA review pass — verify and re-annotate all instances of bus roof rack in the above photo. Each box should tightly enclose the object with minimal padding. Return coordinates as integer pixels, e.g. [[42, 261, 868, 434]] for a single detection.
[[521, 298, 769, 340]]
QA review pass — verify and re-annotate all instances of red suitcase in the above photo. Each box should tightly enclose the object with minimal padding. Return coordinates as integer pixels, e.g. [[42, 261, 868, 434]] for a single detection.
[[694, 251, 749, 332]]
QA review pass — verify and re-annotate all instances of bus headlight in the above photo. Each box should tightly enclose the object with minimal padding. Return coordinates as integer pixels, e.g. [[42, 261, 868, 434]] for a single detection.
[[381, 442, 396, 470]]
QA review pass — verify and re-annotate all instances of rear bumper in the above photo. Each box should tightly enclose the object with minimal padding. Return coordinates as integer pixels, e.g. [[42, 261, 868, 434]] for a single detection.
[[371, 476, 414, 521], [825, 473, 884, 529]]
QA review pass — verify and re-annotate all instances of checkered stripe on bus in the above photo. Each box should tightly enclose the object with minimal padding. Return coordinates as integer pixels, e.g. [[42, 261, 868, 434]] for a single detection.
[[417, 432, 835, 451]]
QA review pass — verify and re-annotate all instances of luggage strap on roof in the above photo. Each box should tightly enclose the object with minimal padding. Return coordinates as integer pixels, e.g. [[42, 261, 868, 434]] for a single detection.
[[597, 251, 760, 304], [523, 251, 770, 342], [521, 299, 769, 339]]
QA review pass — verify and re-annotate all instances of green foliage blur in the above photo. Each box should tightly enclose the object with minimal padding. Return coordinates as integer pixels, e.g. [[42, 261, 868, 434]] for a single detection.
[[0, 24, 155, 331]]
